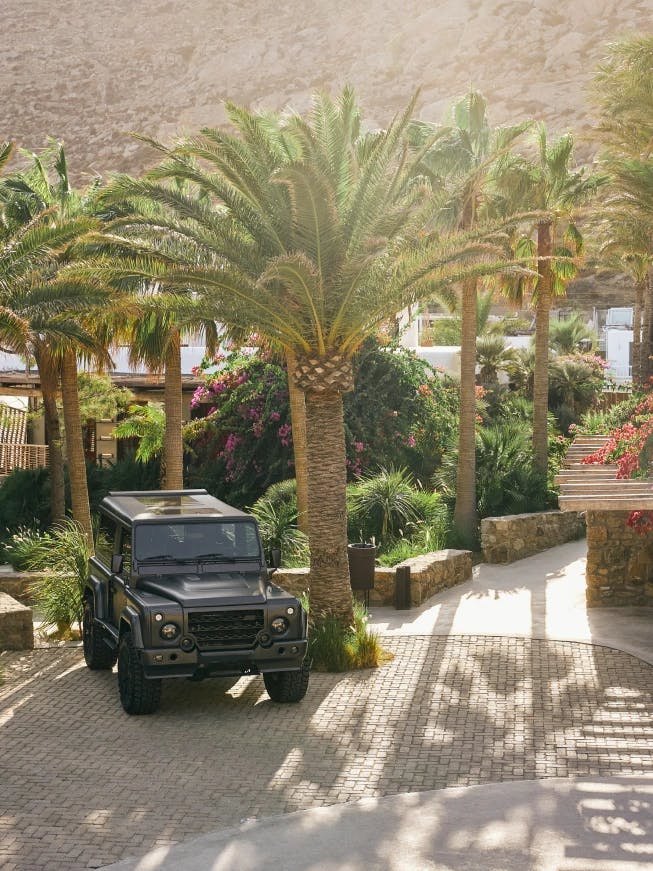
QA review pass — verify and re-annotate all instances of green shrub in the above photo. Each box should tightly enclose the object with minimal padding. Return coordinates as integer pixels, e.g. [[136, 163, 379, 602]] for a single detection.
[[26, 519, 92, 635], [0, 467, 51, 541], [308, 601, 383, 672], [435, 421, 552, 519], [578, 393, 640, 435], [347, 466, 422, 543], [3, 527, 49, 570], [250, 482, 309, 568]]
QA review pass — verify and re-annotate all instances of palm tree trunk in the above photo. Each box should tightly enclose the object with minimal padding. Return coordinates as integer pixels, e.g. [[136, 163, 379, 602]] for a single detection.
[[303, 387, 354, 625], [163, 328, 184, 490], [34, 345, 66, 523], [533, 220, 553, 474], [61, 349, 93, 546], [632, 277, 644, 387], [453, 277, 479, 547], [285, 348, 309, 534]]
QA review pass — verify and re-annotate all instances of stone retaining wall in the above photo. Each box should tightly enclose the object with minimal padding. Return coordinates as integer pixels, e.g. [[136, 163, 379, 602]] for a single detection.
[[274, 549, 472, 610], [0, 572, 36, 605], [0, 591, 33, 650], [586, 510, 653, 606], [481, 511, 586, 564]]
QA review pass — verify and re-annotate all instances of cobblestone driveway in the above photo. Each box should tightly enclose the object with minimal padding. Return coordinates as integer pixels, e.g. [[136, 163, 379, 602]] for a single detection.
[[1, 636, 653, 870]]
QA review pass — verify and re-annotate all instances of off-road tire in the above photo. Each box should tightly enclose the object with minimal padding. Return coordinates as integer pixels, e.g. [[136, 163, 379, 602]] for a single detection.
[[83, 600, 117, 670], [263, 663, 310, 703], [118, 630, 162, 715]]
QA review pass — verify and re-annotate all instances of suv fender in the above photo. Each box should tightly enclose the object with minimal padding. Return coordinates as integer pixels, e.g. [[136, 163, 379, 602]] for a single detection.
[[120, 606, 144, 649], [84, 576, 107, 620]]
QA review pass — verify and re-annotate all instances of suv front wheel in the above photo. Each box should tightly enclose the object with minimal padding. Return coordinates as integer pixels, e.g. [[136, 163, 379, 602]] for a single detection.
[[263, 663, 310, 703], [83, 600, 118, 670], [118, 630, 162, 715]]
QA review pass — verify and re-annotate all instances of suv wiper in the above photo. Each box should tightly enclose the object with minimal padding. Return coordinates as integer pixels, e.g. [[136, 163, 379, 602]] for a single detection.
[[138, 555, 198, 564], [196, 553, 257, 563]]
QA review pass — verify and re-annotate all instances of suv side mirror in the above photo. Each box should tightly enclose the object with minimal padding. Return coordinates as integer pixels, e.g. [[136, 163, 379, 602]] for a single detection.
[[270, 548, 281, 569], [111, 554, 124, 575]]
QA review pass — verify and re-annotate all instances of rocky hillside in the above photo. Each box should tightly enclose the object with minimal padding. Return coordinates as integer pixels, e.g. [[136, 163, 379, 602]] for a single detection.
[[3, 0, 651, 179]]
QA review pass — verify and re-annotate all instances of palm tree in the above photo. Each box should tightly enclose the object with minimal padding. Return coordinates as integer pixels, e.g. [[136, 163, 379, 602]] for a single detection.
[[592, 36, 653, 381], [0, 144, 111, 540], [410, 92, 531, 546], [596, 216, 652, 385], [118, 298, 218, 489], [476, 334, 517, 387], [548, 313, 597, 355], [101, 90, 516, 624], [497, 125, 604, 472]]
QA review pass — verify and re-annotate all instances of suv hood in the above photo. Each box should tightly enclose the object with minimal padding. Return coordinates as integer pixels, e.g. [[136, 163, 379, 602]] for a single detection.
[[136, 572, 266, 607]]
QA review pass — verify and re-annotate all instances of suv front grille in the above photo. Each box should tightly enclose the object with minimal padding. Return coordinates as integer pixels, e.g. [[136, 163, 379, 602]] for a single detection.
[[188, 609, 265, 650]]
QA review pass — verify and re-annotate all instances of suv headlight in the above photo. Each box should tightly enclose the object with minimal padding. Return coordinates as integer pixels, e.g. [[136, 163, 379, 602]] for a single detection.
[[270, 616, 289, 635], [160, 622, 180, 641]]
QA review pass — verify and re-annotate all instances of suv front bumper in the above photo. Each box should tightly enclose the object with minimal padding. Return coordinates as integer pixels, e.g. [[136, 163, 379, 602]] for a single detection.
[[141, 638, 308, 679]]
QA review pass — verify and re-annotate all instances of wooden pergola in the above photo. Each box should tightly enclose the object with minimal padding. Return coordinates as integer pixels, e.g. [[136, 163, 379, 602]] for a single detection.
[[557, 436, 653, 512]]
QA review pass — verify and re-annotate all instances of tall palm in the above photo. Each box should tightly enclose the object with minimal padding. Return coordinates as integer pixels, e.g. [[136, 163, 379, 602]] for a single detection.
[[592, 36, 653, 380], [410, 92, 531, 546], [120, 298, 218, 489], [497, 126, 604, 472], [595, 214, 652, 384], [102, 90, 515, 624], [0, 145, 110, 539]]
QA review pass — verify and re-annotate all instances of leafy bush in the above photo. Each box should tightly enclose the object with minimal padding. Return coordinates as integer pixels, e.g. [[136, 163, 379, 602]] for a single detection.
[[3, 527, 48, 570], [26, 519, 92, 635], [308, 601, 383, 672], [185, 338, 459, 508], [184, 351, 295, 507], [435, 421, 552, 518], [250, 481, 309, 568], [547, 354, 608, 433], [0, 467, 51, 542], [577, 393, 641, 435]]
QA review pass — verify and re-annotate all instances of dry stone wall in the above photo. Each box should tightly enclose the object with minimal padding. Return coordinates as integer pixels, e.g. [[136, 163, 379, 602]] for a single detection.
[[585, 510, 653, 606], [274, 549, 472, 609], [481, 511, 586, 564], [0, 592, 33, 650]]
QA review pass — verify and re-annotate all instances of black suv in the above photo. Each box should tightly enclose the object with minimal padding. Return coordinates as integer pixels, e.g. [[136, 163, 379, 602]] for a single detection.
[[83, 489, 309, 714]]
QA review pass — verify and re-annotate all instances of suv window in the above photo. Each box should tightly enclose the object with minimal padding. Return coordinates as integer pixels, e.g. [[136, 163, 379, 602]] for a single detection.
[[118, 526, 132, 576], [95, 514, 117, 569], [134, 520, 261, 563]]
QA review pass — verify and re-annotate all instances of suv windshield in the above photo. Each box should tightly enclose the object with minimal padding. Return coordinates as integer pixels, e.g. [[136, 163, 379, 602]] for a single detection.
[[134, 520, 261, 564]]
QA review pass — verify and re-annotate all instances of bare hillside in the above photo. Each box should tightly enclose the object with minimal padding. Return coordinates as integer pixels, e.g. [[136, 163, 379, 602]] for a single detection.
[[3, 0, 652, 179]]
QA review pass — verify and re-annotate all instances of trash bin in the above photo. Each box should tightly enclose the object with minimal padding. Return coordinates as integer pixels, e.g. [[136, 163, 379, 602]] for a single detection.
[[347, 543, 376, 606]]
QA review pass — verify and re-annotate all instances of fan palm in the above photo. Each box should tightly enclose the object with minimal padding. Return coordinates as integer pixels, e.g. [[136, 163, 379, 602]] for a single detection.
[[548, 313, 597, 355], [100, 90, 519, 624]]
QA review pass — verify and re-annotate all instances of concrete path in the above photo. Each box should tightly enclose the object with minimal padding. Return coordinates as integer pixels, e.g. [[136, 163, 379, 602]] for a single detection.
[[369, 539, 653, 665], [94, 539, 653, 871], [104, 777, 653, 871]]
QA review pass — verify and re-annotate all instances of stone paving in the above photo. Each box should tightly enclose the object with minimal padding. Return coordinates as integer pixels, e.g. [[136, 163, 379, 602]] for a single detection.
[[1, 635, 653, 871]]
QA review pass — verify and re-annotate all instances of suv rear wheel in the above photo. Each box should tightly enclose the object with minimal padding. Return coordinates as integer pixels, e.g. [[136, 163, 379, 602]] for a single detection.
[[118, 630, 162, 715], [83, 600, 118, 670], [263, 663, 310, 703]]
